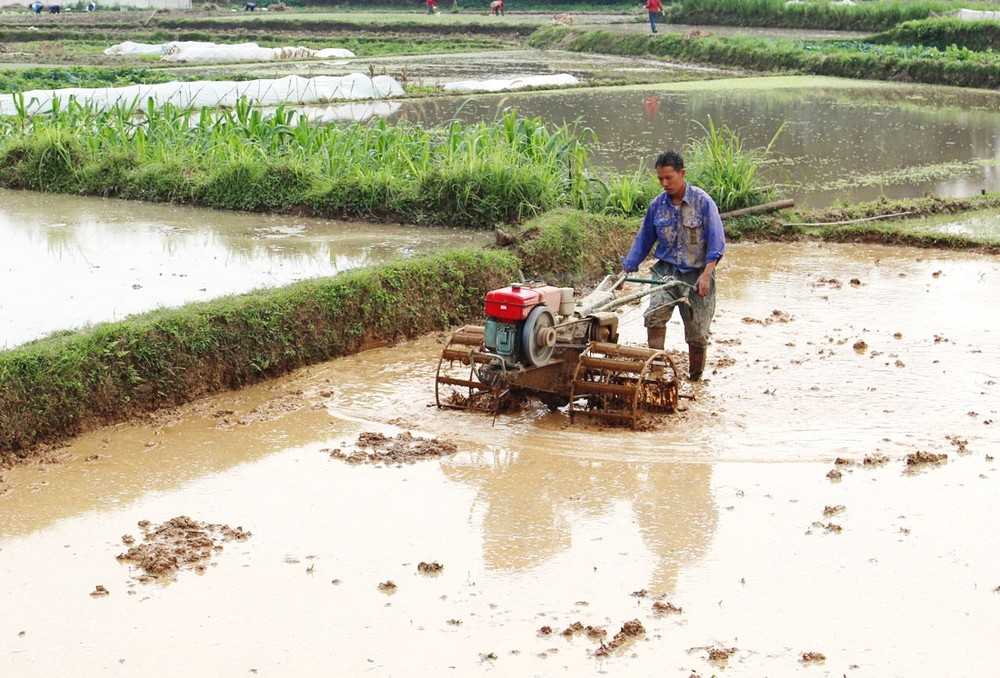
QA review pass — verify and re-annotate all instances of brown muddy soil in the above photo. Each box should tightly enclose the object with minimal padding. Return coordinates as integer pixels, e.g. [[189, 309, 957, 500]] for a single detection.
[[326, 430, 458, 465], [116, 515, 251, 581]]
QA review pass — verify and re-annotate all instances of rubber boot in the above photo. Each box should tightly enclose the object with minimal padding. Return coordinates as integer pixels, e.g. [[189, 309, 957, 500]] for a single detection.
[[688, 344, 706, 381], [646, 325, 666, 350]]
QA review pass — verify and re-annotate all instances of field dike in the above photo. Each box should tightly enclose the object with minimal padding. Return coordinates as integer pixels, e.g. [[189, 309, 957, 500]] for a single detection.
[[3, 196, 997, 461], [0, 249, 519, 460], [526, 26, 1000, 90]]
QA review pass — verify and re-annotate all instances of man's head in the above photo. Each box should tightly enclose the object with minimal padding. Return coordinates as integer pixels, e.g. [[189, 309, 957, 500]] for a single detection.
[[655, 151, 686, 201]]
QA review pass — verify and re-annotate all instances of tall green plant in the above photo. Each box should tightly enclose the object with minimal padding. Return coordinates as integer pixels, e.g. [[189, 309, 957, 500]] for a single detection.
[[685, 118, 783, 213]]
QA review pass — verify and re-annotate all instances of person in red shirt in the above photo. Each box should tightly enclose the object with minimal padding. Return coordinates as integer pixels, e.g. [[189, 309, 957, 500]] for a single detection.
[[645, 0, 663, 34], [426, 0, 438, 14]]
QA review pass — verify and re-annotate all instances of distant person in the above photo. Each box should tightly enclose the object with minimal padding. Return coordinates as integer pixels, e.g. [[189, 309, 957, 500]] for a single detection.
[[85, 0, 96, 10], [49, 3, 61, 13], [426, 0, 438, 14], [244, 1, 256, 10], [645, 0, 663, 34], [490, 0, 504, 15], [31, 1, 43, 12]]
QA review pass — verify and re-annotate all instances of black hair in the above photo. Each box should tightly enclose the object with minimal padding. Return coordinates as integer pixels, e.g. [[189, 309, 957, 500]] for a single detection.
[[655, 151, 684, 171]]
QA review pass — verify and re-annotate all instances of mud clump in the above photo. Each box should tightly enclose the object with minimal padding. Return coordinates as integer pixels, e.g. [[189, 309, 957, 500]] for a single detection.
[[417, 561, 443, 573], [561, 621, 607, 640], [863, 453, 890, 467], [652, 600, 683, 615], [593, 619, 645, 657], [801, 651, 826, 663], [741, 309, 792, 325], [906, 451, 948, 466], [328, 431, 458, 465], [116, 516, 250, 581], [378, 580, 397, 592], [89, 585, 110, 598], [706, 646, 737, 662]]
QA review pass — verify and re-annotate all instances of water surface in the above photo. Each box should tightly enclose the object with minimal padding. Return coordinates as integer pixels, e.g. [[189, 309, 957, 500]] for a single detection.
[[0, 189, 487, 348], [392, 76, 1000, 207]]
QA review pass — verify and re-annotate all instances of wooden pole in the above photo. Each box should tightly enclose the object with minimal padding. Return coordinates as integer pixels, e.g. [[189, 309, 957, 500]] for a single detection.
[[720, 198, 795, 219]]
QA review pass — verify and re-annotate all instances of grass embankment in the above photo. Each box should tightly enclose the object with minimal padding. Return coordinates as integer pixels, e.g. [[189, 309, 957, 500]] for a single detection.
[[0, 67, 216, 92], [0, 101, 776, 225], [665, 0, 978, 32], [527, 25, 1000, 89], [2, 192, 996, 459], [0, 106, 595, 228], [871, 17, 1000, 52], [0, 249, 519, 459], [0, 30, 506, 59]]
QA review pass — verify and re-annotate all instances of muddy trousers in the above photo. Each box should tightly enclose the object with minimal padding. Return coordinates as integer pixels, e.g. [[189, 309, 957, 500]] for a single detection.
[[648, 11, 658, 33], [644, 260, 717, 380]]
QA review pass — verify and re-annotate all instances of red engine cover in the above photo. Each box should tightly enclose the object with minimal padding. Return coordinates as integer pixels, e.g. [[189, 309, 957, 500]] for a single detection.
[[485, 284, 541, 321]]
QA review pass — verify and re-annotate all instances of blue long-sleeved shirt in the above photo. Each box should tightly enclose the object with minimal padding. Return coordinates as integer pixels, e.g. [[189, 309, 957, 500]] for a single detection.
[[622, 183, 725, 274]]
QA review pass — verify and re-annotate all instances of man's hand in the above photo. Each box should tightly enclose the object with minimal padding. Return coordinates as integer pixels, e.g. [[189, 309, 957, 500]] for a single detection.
[[696, 260, 718, 297]]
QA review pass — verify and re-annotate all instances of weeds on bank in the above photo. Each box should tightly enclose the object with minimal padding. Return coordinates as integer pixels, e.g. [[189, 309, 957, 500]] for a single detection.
[[0, 98, 779, 224], [667, 0, 973, 33]]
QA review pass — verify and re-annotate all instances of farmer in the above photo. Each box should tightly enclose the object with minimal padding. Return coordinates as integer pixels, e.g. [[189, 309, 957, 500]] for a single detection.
[[31, 1, 43, 12], [645, 0, 663, 34], [85, 1, 95, 10], [426, 0, 438, 14], [49, 3, 60, 13], [621, 150, 725, 381], [245, 1, 256, 9], [490, 0, 504, 15]]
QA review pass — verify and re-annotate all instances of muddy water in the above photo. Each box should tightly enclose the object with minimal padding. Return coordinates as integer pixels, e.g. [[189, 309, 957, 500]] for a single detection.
[[0, 189, 487, 348], [391, 75, 1000, 207], [2, 242, 998, 676]]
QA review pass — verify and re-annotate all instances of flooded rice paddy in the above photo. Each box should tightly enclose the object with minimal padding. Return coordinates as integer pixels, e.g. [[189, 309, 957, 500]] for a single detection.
[[2, 242, 998, 676], [0, 189, 487, 348], [3, 37, 1000, 675], [387, 75, 1000, 208]]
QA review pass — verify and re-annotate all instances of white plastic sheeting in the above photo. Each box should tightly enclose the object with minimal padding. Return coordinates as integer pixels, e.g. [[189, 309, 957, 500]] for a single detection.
[[103, 41, 356, 63], [0, 75, 404, 116], [955, 8, 1000, 20], [262, 101, 402, 124], [442, 74, 579, 93]]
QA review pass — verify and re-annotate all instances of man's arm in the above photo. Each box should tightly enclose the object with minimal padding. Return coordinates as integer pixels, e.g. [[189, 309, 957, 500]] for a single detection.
[[696, 195, 725, 297], [621, 204, 658, 273]]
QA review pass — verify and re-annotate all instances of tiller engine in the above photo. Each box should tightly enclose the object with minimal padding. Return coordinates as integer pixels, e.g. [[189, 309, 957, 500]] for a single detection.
[[435, 274, 687, 428]]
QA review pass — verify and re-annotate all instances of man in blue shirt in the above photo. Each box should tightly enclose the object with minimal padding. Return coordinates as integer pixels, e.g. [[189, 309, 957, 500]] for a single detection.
[[621, 150, 725, 381]]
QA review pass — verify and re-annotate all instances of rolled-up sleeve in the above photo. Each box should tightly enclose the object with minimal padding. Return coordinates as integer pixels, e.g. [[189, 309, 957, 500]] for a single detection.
[[622, 203, 658, 272], [702, 198, 725, 264]]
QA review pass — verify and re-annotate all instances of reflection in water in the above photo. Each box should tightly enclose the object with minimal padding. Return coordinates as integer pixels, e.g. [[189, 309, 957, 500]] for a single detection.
[[0, 189, 487, 348], [644, 94, 661, 120], [392, 76, 1000, 206], [442, 450, 715, 594]]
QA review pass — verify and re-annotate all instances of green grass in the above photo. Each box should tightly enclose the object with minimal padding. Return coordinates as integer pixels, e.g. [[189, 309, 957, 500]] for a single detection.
[[0, 104, 598, 227], [666, 0, 986, 32], [0, 67, 203, 94]]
